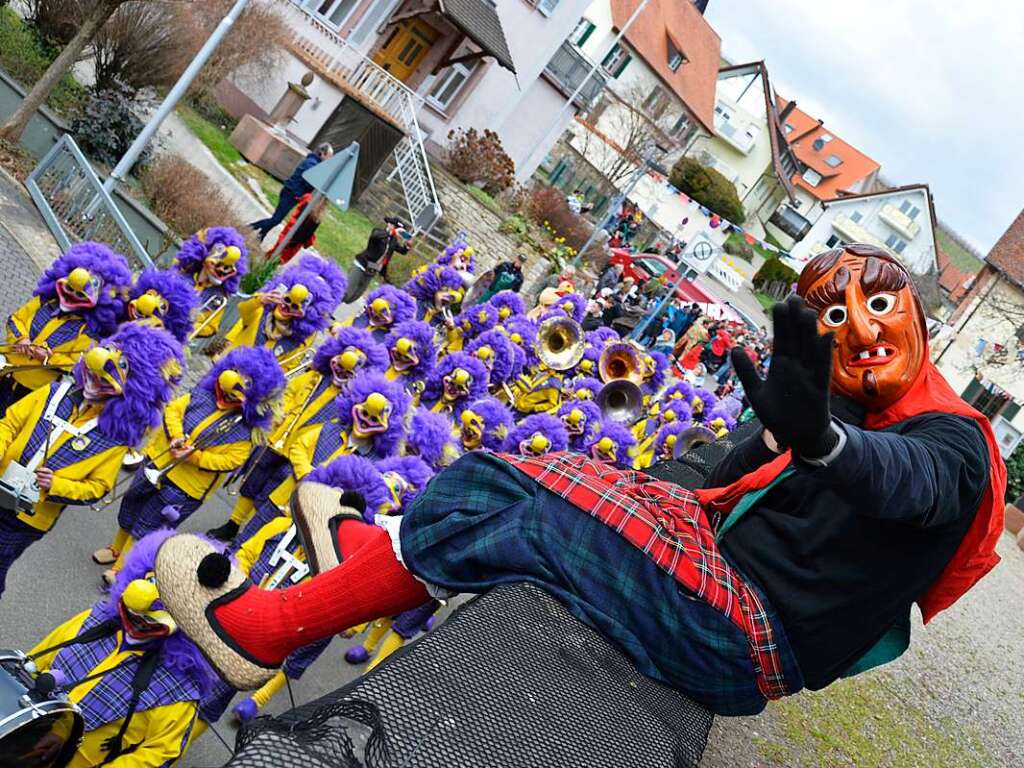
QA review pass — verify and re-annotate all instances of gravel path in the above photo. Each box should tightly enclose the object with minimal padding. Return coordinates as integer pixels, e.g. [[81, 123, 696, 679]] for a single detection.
[[702, 532, 1024, 767]]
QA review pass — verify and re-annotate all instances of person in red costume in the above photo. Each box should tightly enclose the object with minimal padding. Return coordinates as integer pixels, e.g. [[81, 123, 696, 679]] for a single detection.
[[152, 244, 1004, 715]]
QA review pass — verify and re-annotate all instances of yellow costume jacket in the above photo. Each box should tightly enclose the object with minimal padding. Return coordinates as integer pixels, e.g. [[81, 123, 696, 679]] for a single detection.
[[6, 296, 93, 389], [0, 383, 127, 532], [32, 609, 200, 768], [146, 392, 252, 500], [223, 297, 315, 373]]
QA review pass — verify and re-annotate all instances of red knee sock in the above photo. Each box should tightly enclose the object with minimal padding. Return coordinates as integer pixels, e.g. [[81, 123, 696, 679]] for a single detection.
[[213, 520, 429, 666]]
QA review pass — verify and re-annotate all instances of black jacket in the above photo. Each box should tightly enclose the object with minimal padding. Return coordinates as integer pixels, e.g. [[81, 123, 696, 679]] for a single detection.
[[707, 413, 989, 690], [490, 261, 524, 293], [354, 217, 409, 275]]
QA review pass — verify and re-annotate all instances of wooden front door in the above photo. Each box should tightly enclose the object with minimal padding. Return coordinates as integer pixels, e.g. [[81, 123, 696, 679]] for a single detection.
[[372, 19, 439, 82]]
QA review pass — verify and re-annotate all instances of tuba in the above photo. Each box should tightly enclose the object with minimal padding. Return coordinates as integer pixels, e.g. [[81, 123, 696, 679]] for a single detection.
[[671, 426, 718, 459], [596, 379, 644, 424], [597, 342, 645, 385], [535, 316, 586, 372]]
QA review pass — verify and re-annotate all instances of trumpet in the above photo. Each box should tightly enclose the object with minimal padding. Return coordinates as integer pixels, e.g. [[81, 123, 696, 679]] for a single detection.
[[95, 413, 246, 510]]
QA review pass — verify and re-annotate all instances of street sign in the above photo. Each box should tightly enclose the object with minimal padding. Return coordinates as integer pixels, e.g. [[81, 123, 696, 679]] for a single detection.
[[302, 142, 360, 209], [680, 232, 720, 275]]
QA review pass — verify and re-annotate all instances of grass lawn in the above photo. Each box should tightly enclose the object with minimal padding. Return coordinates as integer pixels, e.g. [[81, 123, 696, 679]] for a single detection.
[[753, 291, 776, 311], [725, 230, 778, 262], [176, 104, 374, 267], [936, 226, 983, 273]]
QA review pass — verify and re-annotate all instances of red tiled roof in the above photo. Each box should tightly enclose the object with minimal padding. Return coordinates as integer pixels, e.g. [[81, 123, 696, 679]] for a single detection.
[[985, 208, 1024, 288], [776, 96, 880, 201], [937, 246, 974, 305], [610, 0, 721, 133]]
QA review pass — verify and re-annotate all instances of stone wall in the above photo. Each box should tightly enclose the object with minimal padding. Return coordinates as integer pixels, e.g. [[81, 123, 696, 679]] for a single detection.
[[357, 157, 553, 296]]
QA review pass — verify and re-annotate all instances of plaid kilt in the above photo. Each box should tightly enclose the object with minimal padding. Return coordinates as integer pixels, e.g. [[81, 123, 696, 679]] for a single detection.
[[117, 472, 203, 540], [0, 513, 45, 598], [238, 449, 291, 500], [237, 497, 288, 546], [400, 451, 803, 716]]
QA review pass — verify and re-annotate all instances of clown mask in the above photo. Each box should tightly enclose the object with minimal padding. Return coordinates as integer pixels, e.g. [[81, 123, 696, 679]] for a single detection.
[[79, 345, 128, 401], [389, 337, 419, 373], [659, 433, 678, 461], [435, 287, 464, 310], [380, 470, 411, 514], [591, 436, 618, 464], [128, 289, 168, 325], [200, 243, 242, 286], [215, 369, 249, 409], [443, 368, 473, 402], [561, 407, 588, 437], [519, 432, 552, 456], [473, 345, 495, 372], [367, 298, 392, 329], [574, 386, 596, 401], [351, 392, 391, 439], [56, 267, 102, 312], [460, 409, 484, 450], [497, 306, 512, 321], [119, 576, 177, 642], [801, 248, 925, 410], [331, 347, 367, 386]]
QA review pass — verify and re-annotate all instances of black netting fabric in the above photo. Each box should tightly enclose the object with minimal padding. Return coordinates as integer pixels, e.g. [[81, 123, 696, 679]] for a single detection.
[[647, 418, 762, 489], [222, 584, 714, 768]]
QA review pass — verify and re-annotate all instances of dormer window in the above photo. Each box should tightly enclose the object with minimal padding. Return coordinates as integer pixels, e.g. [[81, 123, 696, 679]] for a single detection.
[[667, 34, 687, 72]]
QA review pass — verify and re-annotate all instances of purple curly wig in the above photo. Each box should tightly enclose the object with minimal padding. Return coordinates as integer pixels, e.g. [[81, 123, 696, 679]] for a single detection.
[[660, 399, 693, 427], [335, 371, 410, 458], [487, 291, 525, 321], [588, 327, 620, 347], [361, 284, 416, 330], [314, 328, 389, 378], [36, 242, 132, 337], [570, 341, 602, 379], [376, 455, 435, 507], [261, 264, 339, 339], [96, 529, 217, 698], [654, 420, 691, 461], [74, 324, 184, 448], [421, 352, 489, 413], [291, 252, 348, 305], [662, 381, 695, 403], [641, 350, 669, 396], [504, 317, 538, 368], [129, 268, 198, 343], [457, 302, 497, 340], [705, 403, 738, 432], [403, 265, 463, 304], [306, 454, 390, 520], [404, 408, 458, 470], [201, 347, 285, 430], [503, 413, 569, 455], [556, 398, 602, 452], [174, 227, 248, 294], [568, 376, 603, 401], [465, 330, 516, 385], [585, 420, 637, 469], [462, 396, 514, 451], [554, 292, 587, 323], [690, 386, 718, 418], [383, 320, 436, 381], [717, 394, 743, 421]]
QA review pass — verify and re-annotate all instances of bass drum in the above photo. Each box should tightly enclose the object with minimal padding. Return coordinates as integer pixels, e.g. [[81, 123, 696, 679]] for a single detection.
[[0, 650, 82, 768]]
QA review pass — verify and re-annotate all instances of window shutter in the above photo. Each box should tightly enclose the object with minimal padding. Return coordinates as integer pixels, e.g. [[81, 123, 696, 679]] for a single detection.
[[577, 20, 595, 46], [614, 53, 632, 78], [961, 378, 982, 405], [1003, 400, 1021, 423]]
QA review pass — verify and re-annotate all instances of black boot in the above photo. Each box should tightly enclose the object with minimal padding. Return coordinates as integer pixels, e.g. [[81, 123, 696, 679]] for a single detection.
[[206, 519, 239, 543]]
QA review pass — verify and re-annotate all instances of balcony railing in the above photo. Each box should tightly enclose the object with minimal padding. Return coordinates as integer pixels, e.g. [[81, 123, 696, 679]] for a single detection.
[[271, 0, 441, 230], [879, 203, 921, 241], [543, 41, 608, 108]]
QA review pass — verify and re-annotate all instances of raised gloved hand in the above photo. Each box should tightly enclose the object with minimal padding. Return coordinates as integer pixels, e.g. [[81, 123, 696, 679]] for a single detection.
[[731, 296, 837, 460]]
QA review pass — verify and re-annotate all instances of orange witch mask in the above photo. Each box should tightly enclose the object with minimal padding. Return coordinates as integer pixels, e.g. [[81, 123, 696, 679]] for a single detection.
[[798, 245, 925, 411]]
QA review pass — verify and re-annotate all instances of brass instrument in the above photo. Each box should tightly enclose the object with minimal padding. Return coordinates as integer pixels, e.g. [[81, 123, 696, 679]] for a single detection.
[[279, 345, 317, 377], [187, 294, 228, 341], [671, 426, 718, 459], [535, 316, 585, 372], [597, 342, 645, 385], [95, 413, 246, 510], [596, 379, 644, 424]]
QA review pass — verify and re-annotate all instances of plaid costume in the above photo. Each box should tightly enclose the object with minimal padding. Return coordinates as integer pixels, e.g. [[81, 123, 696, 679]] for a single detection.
[[400, 451, 803, 715], [50, 611, 203, 731], [0, 513, 44, 598], [117, 472, 202, 540]]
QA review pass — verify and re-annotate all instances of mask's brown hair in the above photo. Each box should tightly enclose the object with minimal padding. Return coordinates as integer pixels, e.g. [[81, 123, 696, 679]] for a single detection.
[[795, 244, 927, 327]]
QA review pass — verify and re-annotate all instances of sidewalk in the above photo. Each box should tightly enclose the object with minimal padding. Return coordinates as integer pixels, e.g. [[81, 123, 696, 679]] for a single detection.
[[0, 167, 59, 318]]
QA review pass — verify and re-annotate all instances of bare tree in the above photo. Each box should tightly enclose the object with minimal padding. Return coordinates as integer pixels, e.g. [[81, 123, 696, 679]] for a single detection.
[[0, 0, 131, 143]]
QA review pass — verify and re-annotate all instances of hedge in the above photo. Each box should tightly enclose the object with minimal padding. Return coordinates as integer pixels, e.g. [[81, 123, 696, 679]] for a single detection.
[[669, 156, 745, 224]]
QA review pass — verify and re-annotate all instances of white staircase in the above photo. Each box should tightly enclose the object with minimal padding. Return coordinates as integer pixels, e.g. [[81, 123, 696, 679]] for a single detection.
[[274, 1, 442, 231]]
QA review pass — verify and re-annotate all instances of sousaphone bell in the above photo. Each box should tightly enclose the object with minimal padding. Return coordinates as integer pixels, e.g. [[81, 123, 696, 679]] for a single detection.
[[535, 316, 586, 372], [671, 425, 718, 459], [596, 379, 644, 424]]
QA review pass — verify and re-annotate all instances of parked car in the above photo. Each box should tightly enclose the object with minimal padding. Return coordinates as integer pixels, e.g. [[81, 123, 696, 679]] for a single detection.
[[608, 249, 708, 303]]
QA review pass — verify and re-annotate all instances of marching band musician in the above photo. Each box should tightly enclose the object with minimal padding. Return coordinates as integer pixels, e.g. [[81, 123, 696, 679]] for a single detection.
[[1, 242, 132, 415], [95, 348, 284, 582], [174, 227, 249, 340], [207, 328, 389, 543], [125, 268, 198, 343], [0, 324, 182, 598], [341, 284, 417, 342]]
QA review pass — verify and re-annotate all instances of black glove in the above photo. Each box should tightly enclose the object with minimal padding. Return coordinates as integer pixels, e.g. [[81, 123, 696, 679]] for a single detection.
[[731, 296, 837, 460]]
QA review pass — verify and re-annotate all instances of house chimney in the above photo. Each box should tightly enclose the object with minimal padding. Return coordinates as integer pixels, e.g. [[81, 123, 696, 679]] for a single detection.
[[778, 99, 797, 122]]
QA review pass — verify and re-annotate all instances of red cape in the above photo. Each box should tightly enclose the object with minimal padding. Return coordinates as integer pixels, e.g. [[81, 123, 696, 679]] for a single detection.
[[695, 359, 1005, 624]]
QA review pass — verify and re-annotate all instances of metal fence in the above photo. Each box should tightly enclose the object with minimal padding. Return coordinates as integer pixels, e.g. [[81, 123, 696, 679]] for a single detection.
[[24, 135, 153, 269]]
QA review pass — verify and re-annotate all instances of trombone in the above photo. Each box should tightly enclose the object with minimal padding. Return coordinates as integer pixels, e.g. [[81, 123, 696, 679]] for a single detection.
[[187, 294, 228, 342], [95, 413, 246, 510]]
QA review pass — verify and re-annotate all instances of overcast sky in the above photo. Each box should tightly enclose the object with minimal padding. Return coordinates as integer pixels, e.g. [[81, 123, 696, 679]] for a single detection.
[[704, 0, 1024, 254]]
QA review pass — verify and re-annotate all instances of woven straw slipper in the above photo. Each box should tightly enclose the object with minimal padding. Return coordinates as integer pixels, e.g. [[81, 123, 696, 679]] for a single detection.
[[154, 533, 278, 690], [291, 481, 364, 576]]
